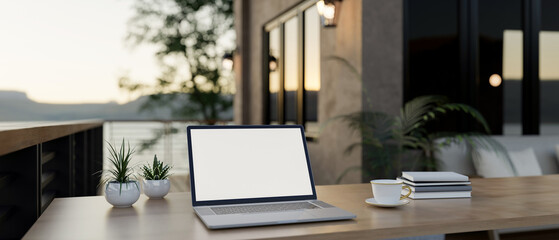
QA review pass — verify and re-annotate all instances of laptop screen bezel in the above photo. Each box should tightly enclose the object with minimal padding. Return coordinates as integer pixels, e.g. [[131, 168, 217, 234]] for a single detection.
[[187, 125, 317, 207]]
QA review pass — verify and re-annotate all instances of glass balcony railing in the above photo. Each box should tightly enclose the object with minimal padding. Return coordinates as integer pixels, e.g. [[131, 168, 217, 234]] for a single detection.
[[103, 120, 232, 192]]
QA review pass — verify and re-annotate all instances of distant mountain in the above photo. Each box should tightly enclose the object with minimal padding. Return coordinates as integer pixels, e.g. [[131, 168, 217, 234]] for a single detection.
[[0, 90, 232, 121], [0, 91, 31, 102]]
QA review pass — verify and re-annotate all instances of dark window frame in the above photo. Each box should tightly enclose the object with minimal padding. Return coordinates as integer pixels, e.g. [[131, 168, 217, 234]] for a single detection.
[[262, 0, 318, 133], [403, 0, 543, 135]]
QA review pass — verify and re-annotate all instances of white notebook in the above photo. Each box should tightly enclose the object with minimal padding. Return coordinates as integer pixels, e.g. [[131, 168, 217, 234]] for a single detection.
[[398, 178, 471, 186], [402, 171, 469, 182], [402, 188, 471, 199]]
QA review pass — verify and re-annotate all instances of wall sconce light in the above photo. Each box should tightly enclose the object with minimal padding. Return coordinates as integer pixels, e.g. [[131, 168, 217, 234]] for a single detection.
[[489, 74, 502, 87], [222, 52, 234, 70], [268, 55, 278, 72], [316, 0, 342, 27]]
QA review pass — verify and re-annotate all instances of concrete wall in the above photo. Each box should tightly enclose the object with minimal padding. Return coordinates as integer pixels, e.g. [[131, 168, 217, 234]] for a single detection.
[[234, 0, 364, 184], [307, 0, 363, 184], [362, 0, 403, 115]]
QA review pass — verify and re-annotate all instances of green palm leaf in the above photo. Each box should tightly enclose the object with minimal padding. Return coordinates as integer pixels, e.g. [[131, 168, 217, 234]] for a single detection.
[[335, 94, 501, 181]]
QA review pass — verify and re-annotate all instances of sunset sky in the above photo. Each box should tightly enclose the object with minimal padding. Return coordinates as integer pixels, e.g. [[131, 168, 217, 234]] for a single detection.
[[0, 0, 159, 104]]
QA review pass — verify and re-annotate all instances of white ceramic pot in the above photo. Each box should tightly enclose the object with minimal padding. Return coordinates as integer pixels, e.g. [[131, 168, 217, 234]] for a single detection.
[[143, 179, 170, 199], [105, 181, 140, 207]]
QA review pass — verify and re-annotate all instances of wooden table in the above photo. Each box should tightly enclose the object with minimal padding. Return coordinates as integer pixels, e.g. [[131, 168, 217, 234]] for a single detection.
[[23, 175, 559, 240]]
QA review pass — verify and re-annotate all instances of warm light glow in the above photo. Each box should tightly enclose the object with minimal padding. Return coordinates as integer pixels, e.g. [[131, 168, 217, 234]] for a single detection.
[[504, 30, 559, 81], [489, 74, 502, 87], [269, 72, 280, 93], [269, 57, 278, 71], [304, 79, 321, 91], [304, 6, 321, 92], [284, 17, 299, 91], [540, 31, 559, 80], [222, 58, 233, 70], [317, 0, 340, 27], [323, 3, 336, 20], [503, 30, 523, 80], [316, 0, 325, 15]]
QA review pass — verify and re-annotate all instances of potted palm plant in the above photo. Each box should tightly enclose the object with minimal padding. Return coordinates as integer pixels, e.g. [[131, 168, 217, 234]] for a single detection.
[[102, 139, 140, 207], [326, 56, 508, 182], [337, 95, 502, 182], [140, 155, 172, 199]]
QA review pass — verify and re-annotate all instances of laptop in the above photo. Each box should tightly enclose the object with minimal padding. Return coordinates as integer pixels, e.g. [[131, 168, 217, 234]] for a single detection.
[[187, 125, 356, 229]]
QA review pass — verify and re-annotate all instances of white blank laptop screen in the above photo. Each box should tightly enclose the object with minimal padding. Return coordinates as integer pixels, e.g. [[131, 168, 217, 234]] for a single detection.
[[190, 128, 314, 201]]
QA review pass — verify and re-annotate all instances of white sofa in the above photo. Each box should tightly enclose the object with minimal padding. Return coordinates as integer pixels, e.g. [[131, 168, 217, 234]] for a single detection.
[[435, 135, 559, 176], [435, 135, 559, 239]]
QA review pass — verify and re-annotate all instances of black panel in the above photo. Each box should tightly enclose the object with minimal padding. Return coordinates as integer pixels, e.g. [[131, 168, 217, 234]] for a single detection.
[[478, 0, 523, 135], [522, 0, 541, 134], [404, 0, 552, 135], [0, 146, 39, 239], [407, 0, 476, 132], [0, 125, 102, 239], [407, 0, 460, 103], [539, 0, 559, 134]]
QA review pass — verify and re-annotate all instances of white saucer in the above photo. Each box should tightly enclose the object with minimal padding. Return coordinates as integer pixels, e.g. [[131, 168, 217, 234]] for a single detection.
[[365, 198, 410, 207]]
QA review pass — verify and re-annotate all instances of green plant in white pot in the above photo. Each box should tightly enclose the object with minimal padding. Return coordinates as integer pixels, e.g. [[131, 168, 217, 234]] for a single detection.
[[140, 155, 172, 199], [102, 140, 140, 207]]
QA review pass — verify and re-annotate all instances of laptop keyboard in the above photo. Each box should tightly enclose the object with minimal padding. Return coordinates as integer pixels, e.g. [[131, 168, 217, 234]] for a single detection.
[[211, 202, 319, 215]]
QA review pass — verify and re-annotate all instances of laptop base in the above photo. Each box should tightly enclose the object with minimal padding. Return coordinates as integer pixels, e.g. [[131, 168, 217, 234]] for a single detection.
[[194, 200, 356, 229]]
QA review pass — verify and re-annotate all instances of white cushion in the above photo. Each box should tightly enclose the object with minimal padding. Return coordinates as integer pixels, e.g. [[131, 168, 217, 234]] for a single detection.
[[434, 139, 477, 176], [508, 148, 542, 176], [472, 148, 543, 178], [493, 136, 559, 174], [472, 148, 515, 178]]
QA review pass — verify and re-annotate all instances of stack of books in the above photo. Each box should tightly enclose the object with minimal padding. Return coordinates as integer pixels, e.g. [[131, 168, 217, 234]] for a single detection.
[[398, 171, 472, 199]]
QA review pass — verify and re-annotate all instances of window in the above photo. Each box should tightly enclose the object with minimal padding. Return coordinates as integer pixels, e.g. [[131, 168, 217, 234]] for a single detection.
[[268, 27, 280, 125], [540, 0, 559, 135], [264, 1, 320, 136], [404, 0, 558, 136], [284, 17, 299, 124], [304, 6, 320, 134], [479, 0, 523, 135], [405, 0, 464, 133]]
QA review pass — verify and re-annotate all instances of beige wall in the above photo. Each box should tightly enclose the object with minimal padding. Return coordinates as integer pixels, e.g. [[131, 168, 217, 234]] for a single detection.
[[234, 0, 363, 185], [308, 0, 362, 184]]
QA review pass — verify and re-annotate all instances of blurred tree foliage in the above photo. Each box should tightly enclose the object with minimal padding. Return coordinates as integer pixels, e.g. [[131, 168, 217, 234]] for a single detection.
[[120, 0, 234, 124]]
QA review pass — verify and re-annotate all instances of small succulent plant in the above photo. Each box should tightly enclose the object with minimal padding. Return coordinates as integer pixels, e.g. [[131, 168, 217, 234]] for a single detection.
[[102, 139, 136, 185], [140, 155, 172, 180]]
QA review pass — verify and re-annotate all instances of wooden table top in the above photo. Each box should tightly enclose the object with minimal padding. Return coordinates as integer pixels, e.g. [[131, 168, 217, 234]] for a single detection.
[[23, 175, 559, 240], [0, 120, 103, 156]]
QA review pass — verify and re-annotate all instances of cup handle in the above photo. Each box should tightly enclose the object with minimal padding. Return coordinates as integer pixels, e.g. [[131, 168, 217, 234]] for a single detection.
[[401, 185, 412, 200]]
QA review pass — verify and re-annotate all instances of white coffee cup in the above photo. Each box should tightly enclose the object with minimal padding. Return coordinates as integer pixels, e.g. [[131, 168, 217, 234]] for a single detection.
[[370, 179, 412, 204]]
